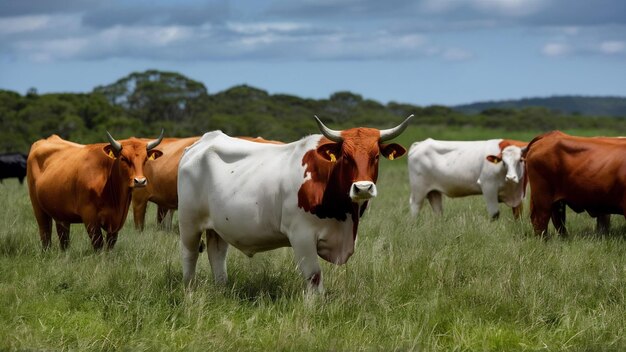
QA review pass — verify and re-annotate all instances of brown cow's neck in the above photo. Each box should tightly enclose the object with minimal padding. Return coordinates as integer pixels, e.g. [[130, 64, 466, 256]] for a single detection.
[[298, 147, 368, 225]]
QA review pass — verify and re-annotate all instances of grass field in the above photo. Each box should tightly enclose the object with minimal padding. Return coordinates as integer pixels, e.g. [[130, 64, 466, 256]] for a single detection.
[[1, 126, 625, 351]]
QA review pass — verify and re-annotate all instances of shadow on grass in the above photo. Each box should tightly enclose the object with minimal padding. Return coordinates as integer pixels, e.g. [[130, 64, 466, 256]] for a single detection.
[[226, 271, 301, 303]]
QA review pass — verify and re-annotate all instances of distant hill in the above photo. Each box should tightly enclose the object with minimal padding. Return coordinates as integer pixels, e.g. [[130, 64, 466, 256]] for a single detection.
[[454, 96, 626, 117]]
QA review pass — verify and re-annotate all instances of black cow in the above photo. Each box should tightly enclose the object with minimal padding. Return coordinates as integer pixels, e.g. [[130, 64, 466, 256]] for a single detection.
[[0, 152, 27, 184]]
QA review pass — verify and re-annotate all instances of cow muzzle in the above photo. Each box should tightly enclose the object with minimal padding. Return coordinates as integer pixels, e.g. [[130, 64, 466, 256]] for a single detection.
[[350, 181, 377, 202], [133, 177, 148, 188], [505, 174, 519, 183]]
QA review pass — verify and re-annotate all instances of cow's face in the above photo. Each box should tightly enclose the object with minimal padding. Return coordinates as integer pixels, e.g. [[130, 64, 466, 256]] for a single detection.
[[299, 115, 412, 212], [298, 116, 412, 265], [103, 132, 164, 188], [315, 129, 406, 203], [486, 146, 524, 183]]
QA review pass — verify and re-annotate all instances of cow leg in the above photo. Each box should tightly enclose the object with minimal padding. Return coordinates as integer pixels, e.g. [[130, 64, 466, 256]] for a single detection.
[[157, 207, 174, 231], [132, 197, 148, 231], [596, 215, 611, 234], [551, 200, 568, 237], [55, 221, 70, 251], [180, 221, 203, 287], [163, 210, 175, 231], [157, 206, 167, 226], [32, 206, 52, 250], [481, 185, 500, 220], [205, 230, 229, 285], [512, 203, 524, 220], [530, 195, 552, 237], [289, 232, 324, 294], [106, 232, 119, 250], [86, 224, 104, 251], [427, 191, 443, 216], [409, 191, 426, 217]]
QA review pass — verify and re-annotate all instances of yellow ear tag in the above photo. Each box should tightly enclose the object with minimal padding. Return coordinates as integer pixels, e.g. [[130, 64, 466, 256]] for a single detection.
[[108, 150, 115, 159], [326, 150, 336, 162], [388, 151, 395, 161], [148, 153, 155, 161]]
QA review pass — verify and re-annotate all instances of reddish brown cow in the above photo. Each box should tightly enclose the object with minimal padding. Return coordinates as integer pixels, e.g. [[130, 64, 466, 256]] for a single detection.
[[27, 132, 164, 250], [525, 130, 625, 236]]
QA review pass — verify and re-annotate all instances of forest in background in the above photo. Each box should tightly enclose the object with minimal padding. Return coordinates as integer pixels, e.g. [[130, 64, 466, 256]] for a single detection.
[[1, 69, 626, 153]]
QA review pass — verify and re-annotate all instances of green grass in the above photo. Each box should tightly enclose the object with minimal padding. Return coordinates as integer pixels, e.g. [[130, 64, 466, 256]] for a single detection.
[[1, 126, 625, 351]]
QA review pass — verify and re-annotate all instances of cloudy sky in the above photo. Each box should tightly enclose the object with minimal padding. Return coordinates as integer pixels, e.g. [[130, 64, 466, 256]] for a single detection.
[[0, 0, 624, 106]]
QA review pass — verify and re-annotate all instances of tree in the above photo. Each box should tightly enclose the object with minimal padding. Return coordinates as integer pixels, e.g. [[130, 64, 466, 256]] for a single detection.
[[93, 70, 208, 124]]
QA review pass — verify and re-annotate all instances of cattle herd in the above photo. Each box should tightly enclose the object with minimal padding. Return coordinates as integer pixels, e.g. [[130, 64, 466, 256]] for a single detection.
[[0, 117, 620, 292]]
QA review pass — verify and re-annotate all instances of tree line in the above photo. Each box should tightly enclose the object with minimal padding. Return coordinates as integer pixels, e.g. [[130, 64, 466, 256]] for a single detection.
[[2, 69, 626, 153]]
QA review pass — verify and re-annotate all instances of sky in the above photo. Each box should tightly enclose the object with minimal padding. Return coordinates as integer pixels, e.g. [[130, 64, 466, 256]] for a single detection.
[[0, 0, 625, 106]]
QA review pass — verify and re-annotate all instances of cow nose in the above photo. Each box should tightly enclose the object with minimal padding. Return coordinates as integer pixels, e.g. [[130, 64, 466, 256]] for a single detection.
[[350, 181, 377, 201], [134, 177, 148, 187], [505, 175, 519, 183]]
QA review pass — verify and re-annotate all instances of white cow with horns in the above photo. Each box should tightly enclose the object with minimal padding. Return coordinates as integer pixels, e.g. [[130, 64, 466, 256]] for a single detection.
[[178, 115, 413, 292], [407, 138, 527, 219]]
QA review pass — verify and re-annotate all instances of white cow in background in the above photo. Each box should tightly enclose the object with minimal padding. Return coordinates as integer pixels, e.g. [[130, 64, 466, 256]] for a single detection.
[[408, 138, 527, 219]]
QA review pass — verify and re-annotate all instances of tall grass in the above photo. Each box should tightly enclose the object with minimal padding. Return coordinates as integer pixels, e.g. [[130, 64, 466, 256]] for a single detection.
[[1, 126, 625, 351]]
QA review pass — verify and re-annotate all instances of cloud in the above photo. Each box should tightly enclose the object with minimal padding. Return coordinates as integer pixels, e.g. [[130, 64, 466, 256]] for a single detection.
[[421, 0, 545, 17], [0, 15, 51, 34], [542, 42, 570, 57], [0, 14, 81, 36], [266, 0, 417, 19], [441, 48, 474, 61], [0, 5, 448, 63], [81, 1, 230, 28], [227, 22, 312, 35], [0, 0, 624, 64], [531, 0, 626, 26], [541, 35, 626, 58], [599, 41, 625, 54], [0, 0, 100, 17]]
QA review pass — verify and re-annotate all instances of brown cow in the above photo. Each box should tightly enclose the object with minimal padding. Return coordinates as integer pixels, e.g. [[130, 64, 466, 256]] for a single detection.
[[132, 137, 200, 231], [525, 130, 624, 236], [27, 132, 164, 250]]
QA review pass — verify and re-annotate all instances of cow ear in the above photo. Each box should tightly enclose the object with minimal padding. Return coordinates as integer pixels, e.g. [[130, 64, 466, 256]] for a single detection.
[[148, 150, 163, 161], [316, 143, 341, 162], [380, 143, 407, 160], [103, 145, 118, 159], [486, 155, 502, 164]]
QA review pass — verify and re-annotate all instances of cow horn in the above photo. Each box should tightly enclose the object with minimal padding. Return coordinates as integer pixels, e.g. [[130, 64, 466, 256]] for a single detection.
[[146, 129, 164, 150], [314, 115, 343, 143], [379, 114, 414, 142], [106, 131, 122, 153]]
